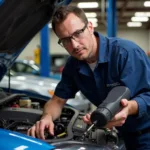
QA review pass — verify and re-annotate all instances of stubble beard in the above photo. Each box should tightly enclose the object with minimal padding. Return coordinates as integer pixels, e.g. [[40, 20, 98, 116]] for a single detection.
[[72, 48, 90, 61]]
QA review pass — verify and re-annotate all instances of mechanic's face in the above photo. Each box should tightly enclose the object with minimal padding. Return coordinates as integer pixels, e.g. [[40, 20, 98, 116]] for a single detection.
[[55, 13, 96, 62]]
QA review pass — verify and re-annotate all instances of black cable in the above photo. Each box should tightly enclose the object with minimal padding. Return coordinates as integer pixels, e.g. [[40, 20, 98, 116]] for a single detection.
[[5, 121, 33, 130]]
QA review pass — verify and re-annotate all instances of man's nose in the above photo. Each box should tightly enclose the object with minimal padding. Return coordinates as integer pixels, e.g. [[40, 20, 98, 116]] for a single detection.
[[71, 38, 79, 48]]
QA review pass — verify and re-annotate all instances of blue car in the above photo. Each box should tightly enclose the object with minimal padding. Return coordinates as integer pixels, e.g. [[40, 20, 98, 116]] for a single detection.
[[0, 129, 114, 150], [0, 128, 55, 150], [0, 0, 126, 149]]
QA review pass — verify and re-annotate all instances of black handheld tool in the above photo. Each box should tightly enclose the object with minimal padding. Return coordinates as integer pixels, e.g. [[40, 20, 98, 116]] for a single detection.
[[90, 86, 130, 128]]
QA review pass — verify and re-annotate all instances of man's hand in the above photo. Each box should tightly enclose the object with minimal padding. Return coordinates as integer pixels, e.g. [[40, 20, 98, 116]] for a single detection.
[[82, 113, 92, 125], [106, 99, 138, 128], [82, 99, 138, 129], [105, 99, 129, 128], [27, 114, 54, 140], [27, 95, 66, 140]]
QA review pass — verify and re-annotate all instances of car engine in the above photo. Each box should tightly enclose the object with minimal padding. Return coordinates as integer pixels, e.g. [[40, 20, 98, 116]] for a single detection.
[[0, 93, 125, 150]]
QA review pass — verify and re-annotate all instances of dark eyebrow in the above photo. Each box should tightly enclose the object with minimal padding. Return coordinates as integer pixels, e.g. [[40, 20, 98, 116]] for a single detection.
[[73, 28, 83, 34]]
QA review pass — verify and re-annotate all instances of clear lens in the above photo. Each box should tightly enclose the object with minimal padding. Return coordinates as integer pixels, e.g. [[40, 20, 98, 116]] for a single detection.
[[58, 23, 87, 47]]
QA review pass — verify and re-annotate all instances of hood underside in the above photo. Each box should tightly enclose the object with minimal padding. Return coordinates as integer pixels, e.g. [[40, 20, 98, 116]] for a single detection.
[[0, 0, 71, 81]]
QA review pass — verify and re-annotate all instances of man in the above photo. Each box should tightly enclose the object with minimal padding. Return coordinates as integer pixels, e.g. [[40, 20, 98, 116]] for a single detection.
[[28, 5, 150, 150]]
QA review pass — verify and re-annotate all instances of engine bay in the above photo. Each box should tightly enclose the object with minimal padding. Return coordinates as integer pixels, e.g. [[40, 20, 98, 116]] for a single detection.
[[0, 93, 124, 150]]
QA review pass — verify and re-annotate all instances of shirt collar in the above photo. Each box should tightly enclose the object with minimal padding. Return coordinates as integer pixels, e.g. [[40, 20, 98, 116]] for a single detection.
[[75, 32, 109, 71], [94, 32, 109, 63]]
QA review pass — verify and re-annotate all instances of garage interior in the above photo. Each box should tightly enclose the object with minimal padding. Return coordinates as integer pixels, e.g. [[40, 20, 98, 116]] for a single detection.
[[0, 0, 150, 150]]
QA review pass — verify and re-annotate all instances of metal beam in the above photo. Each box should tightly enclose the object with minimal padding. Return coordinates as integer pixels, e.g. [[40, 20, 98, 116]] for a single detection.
[[40, 24, 50, 77], [107, 0, 117, 37], [146, 22, 150, 29], [119, 0, 129, 18], [73, 0, 143, 2], [118, 7, 150, 12]]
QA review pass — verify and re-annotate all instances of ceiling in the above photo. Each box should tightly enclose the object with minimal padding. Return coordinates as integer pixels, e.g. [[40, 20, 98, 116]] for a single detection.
[[70, 0, 150, 30]]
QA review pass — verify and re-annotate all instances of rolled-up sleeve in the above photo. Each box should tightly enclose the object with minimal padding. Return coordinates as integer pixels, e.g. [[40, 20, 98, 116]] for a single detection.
[[54, 59, 78, 100]]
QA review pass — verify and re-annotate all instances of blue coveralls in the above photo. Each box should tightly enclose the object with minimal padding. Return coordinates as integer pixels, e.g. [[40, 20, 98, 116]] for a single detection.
[[55, 32, 150, 150]]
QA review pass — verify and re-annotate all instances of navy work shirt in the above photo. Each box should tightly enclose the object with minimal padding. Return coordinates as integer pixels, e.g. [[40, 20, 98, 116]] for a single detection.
[[55, 32, 150, 134]]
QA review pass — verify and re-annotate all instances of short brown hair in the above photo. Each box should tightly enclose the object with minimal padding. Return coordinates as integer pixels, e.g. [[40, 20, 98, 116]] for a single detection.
[[52, 5, 88, 33]]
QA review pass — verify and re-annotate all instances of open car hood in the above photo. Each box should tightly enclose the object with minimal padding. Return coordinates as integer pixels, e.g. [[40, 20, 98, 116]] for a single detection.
[[0, 0, 71, 81]]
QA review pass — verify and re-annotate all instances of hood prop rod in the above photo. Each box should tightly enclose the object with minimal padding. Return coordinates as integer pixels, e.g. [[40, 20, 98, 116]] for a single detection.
[[8, 69, 11, 93]]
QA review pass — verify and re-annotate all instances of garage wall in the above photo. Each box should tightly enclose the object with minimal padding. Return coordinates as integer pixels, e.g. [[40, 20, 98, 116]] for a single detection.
[[19, 28, 149, 60], [118, 29, 149, 52], [149, 30, 150, 51], [97, 29, 149, 53]]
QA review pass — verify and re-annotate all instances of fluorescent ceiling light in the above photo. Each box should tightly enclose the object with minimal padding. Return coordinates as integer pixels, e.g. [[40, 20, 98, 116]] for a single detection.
[[85, 12, 97, 18], [48, 23, 52, 28], [144, 1, 150, 7], [127, 22, 142, 27], [88, 22, 98, 28], [78, 2, 99, 8], [87, 18, 98, 27], [131, 16, 149, 22], [88, 18, 98, 23], [92, 22, 98, 27], [135, 12, 150, 17]]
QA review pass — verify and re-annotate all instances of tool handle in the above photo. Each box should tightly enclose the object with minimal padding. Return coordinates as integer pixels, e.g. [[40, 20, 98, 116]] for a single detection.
[[91, 86, 130, 127]]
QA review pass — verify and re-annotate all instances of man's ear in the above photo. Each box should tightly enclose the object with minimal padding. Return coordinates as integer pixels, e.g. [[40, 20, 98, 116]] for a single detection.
[[87, 21, 94, 34]]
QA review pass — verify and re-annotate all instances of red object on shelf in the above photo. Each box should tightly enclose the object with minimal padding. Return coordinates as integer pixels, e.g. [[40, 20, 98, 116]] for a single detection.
[[11, 103, 20, 108]]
